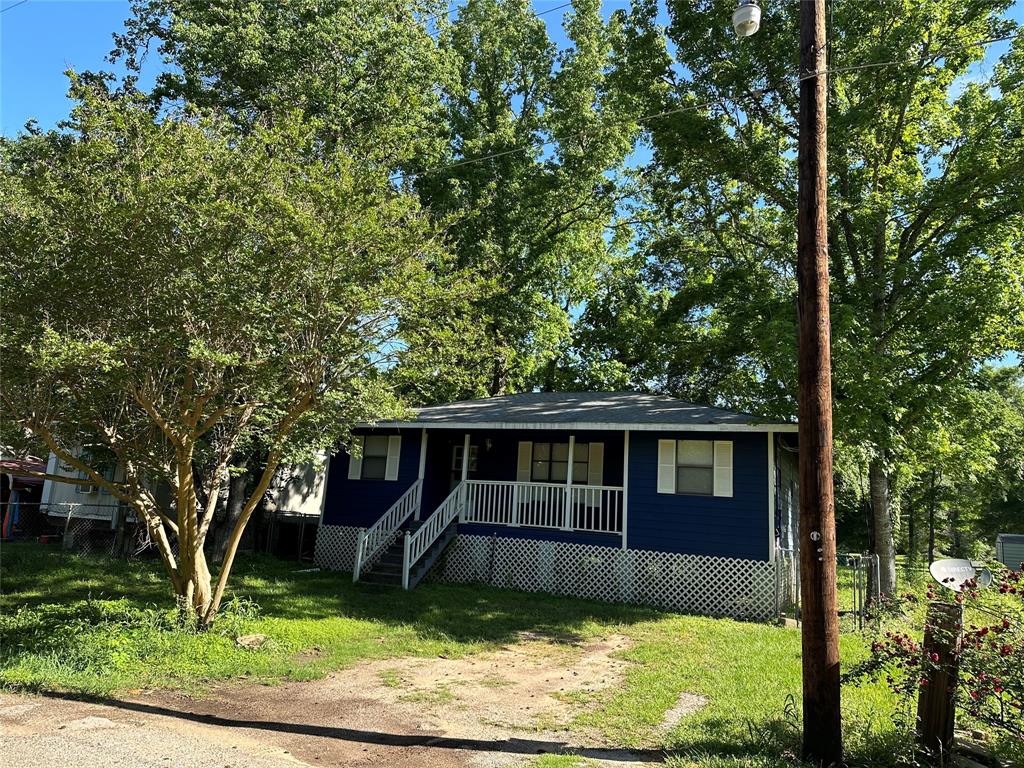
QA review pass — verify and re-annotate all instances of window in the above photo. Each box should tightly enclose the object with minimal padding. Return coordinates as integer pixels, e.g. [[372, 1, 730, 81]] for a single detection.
[[676, 440, 714, 495], [451, 444, 479, 473], [531, 442, 588, 484], [658, 439, 733, 497], [360, 435, 389, 480]]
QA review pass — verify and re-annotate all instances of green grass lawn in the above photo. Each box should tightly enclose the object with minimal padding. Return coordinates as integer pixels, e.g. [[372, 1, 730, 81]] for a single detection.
[[1, 542, 913, 767]]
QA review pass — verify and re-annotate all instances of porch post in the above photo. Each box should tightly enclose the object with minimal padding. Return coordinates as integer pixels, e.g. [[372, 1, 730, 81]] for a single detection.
[[415, 428, 427, 521], [622, 430, 629, 550], [563, 435, 575, 530], [460, 433, 470, 521]]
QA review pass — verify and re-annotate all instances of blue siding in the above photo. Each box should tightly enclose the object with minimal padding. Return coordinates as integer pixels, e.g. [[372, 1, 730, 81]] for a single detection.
[[627, 431, 770, 561], [321, 426, 772, 563], [321, 429, 422, 527]]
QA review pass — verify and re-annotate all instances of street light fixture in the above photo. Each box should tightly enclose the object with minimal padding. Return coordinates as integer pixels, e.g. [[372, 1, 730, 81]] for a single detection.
[[732, 0, 761, 38]]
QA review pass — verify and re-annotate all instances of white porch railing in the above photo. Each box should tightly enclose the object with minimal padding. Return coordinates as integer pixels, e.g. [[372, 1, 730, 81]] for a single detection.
[[462, 480, 624, 535], [402, 481, 465, 589], [353, 478, 422, 582]]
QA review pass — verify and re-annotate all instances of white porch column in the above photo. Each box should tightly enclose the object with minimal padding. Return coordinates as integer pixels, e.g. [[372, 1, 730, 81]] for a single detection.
[[415, 429, 428, 520], [622, 430, 629, 550], [767, 431, 776, 562], [563, 435, 575, 530], [460, 433, 471, 521]]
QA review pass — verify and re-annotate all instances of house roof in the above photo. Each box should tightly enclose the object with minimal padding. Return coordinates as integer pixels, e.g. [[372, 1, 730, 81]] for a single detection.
[[367, 391, 797, 433]]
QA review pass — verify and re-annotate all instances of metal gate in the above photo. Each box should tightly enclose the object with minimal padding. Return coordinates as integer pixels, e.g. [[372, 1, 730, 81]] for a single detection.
[[776, 548, 880, 629]]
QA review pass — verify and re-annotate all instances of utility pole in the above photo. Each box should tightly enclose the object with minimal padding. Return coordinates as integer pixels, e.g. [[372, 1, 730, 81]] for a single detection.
[[795, 0, 842, 764]]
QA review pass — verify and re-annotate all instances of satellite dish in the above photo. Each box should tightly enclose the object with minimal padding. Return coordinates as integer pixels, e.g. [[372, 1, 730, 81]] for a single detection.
[[976, 568, 993, 588], [929, 559, 978, 592]]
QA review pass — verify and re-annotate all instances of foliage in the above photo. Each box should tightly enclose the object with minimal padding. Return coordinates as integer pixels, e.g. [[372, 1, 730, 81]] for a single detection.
[[0, 79, 446, 623], [398, 0, 639, 399], [577, 0, 1024, 588], [114, 0, 457, 166], [845, 567, 1024, 757]]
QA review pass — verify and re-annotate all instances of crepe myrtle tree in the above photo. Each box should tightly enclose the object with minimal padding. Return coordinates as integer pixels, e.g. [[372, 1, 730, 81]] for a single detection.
[[0, 78, 447, 625]]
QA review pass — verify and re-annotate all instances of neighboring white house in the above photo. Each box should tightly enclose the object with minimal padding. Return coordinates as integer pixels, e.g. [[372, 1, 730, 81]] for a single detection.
[[266, 460, 329, 519], [40, 451, 125, 523]]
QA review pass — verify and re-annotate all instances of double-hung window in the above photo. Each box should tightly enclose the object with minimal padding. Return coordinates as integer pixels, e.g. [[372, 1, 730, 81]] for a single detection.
[[360, 436, 390, 480], [530, 442, 589, 484], [658, 439, 733, 497], [348, 435, 402, 481]]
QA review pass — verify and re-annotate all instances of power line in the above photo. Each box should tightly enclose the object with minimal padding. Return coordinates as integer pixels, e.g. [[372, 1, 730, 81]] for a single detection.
[[1, 0, 30, 13], [390, 24, 1020, 183], [420, 0, 573, 29], [800, 29, 1023, 81], [389, 98, 724, 182]]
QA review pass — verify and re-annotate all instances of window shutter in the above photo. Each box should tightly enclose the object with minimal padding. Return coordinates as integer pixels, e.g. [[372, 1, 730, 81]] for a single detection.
[[347, 436, 363, 480], [516, 442, 533, 482], [657, 439, 676, 494], [713, 440, 733, 497], [385, 436, 402, 481], [588, 442, 604, 486]]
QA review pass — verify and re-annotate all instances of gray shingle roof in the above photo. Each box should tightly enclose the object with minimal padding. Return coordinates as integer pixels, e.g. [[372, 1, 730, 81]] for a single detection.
[[371, 391, 795, 432]]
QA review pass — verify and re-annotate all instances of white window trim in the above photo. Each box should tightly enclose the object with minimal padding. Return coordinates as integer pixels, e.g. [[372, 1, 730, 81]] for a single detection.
[[657, 439, 733, 498], [348, 434, 402, 481]]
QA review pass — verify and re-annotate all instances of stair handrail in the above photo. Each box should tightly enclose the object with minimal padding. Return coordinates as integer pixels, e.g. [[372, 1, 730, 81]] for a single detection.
[[353, 478, 422, 582], [402, 481, 464, 589]]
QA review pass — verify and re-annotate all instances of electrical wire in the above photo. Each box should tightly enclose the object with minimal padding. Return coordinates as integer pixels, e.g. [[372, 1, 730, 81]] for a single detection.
[[392, 23, 1019, 183], [799, 29, 1023, 81], [0, 0, 29, 13], [388, 98, 725, 182]]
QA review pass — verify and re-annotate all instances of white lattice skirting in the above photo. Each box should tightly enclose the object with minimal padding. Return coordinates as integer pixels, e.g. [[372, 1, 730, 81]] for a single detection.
[[314, 524, 361, 571], [315, 525, 777, 621]]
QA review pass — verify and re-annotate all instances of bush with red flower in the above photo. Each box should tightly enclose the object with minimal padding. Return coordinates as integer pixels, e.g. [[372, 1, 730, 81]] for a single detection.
[[845, 564, 1024, 746]]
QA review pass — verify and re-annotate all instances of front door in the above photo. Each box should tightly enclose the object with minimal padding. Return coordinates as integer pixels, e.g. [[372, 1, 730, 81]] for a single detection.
[[450, 443, 479, 490]]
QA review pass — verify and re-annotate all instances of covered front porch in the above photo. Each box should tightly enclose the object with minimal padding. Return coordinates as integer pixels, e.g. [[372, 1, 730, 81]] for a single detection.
[[419, 428, 627, 539], [351, 427, 628, 587]]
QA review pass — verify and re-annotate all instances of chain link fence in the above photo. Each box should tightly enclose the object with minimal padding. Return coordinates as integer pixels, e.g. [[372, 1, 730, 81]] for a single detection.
[[776, 547, 881, 630]]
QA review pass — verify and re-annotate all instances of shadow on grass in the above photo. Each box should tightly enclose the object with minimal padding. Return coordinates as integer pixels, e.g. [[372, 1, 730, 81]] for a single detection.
[[37, 690, 666, 763], [2, 543, 662, 648]]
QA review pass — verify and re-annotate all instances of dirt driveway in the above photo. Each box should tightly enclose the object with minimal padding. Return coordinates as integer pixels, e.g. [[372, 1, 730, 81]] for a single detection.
[[1, 633, 692, 768]]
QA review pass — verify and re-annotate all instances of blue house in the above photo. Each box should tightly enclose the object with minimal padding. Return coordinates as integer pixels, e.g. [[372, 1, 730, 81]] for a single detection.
[[314, 391, 799, 620]]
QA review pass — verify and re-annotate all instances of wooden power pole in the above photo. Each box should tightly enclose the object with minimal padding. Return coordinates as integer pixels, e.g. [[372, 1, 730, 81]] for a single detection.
[[796, 0, 842, 764]]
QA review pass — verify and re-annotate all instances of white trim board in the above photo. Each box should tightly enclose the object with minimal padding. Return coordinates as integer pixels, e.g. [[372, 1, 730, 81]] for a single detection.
[[356, 420, 797, 433]]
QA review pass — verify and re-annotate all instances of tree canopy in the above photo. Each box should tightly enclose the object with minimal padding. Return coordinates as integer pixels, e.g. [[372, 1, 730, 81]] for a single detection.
[[1, 80, 446, 622]]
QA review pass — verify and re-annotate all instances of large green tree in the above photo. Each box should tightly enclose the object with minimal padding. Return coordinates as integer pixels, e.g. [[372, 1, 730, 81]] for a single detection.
[[115, 0, 456, 165], [400, 0, 637, 399], [588, 0, 1024, 592], [0, 82, 444, 624]]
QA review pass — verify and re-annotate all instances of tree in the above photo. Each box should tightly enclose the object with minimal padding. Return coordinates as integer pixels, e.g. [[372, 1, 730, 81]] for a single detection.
[[401, 0, 637, 398], [602, 0, 1024, 592], [114, 0, 456, 166], [0, 81, 445, 625]]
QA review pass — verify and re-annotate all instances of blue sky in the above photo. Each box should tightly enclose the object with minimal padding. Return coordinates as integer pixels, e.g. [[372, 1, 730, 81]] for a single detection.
[[3, 0, 1021, 134], [1, 0, 1020, 366]]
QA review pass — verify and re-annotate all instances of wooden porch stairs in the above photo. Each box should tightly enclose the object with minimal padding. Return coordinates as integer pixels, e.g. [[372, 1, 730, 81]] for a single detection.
[[358, 519, 458, 588]]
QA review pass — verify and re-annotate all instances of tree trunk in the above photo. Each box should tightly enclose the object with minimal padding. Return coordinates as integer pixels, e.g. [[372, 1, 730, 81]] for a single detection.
[[869, 455, 897, 596], [927, 470, 937, 564], [949, 503, 962, 558], [215, 456, 252, 565], [907, 495, 916, 567]]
